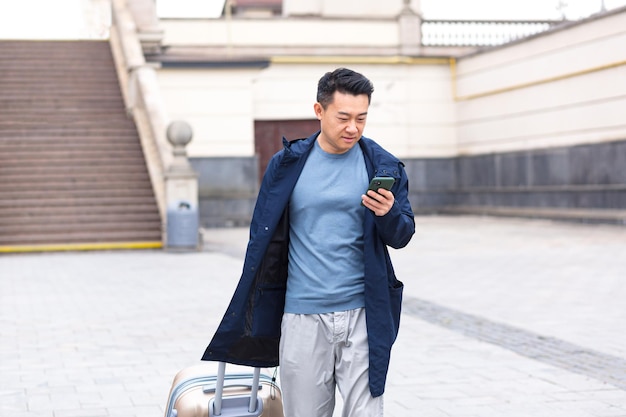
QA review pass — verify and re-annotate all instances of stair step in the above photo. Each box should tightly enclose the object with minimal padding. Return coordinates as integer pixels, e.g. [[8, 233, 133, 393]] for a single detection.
[[0, 118, 134, 125], [0, 79, 121, 86], [0, 91, 124, 98], [0, 145, 142, 155], [0, 194, 158, 208], [0, 230, 163, 245], [0, 132, 139, 139], [0, 164, 149, 175], [0, 129, 139, 137], [0, 135, 141, 143], [0, 54, 114, 60], [0, 174, 151, 185], [0, 79, 120, 84], [0, 118, 132, 125], [1, 172, 151, 184], [0, 185, 153, 196], [0, 211, 161, 225], [0, 146, 143, 155], [0, 163, 147, 171], [0, 203, 159, 217], [0, 192, 156, 203], [0, 154, 144, 165], [0, 114, 127, 119], [0, 103, 127, 111], [1, 187, 156, 199], [0, 148, 143, 158], [0, 97, 125, 104], [0, 220, 161, 233], [0, 106, 127, 113], [0, 154, 145, 164], [0, 108, 128, 113], [0, 71, 118, 77], [0, 50, 113, 56]]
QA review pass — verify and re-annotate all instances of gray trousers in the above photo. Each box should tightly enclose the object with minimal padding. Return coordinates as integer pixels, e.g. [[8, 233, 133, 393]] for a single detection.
[[279, 307, 384, 417]]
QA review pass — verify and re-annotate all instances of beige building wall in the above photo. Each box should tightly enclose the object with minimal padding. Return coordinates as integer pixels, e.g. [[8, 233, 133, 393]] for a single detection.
[[253, 63, 457, 157], [158, 62, 457, 159], [157, 10, 626, 161], [282, 0, 421, 18], [160, 19, 399, 49], [158, 68, 259, 157], [455, 10, 626, 155]]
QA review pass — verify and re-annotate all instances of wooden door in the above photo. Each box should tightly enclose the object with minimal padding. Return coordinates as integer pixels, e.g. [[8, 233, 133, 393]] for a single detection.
[[254, 119, 320, 183]]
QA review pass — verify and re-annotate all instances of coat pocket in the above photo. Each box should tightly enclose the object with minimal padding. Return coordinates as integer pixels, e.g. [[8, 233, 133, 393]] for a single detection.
[[251, 286, 286, 338], [389, 279, 404, 342]]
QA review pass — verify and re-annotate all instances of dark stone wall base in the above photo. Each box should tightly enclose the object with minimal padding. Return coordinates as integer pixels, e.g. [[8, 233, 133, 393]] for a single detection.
[[191, 139, 626, 227], [406, 139, 626, 225], [198, 197, 257, 228], [189, 157, 258, 228]]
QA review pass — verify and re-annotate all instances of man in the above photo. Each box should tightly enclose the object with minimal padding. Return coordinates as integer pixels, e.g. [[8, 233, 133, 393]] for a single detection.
[[203, 68, 415, 416]]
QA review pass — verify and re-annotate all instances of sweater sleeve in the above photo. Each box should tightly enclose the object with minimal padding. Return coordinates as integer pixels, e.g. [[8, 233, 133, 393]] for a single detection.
[[372, 163, 415, 249]]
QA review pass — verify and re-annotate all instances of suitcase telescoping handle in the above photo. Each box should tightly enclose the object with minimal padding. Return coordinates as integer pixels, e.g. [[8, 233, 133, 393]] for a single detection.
[[213, 362, 261, 416]]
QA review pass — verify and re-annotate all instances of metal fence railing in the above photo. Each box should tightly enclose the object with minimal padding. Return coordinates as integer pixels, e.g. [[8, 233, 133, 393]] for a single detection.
[[421, 20, 563, 46]]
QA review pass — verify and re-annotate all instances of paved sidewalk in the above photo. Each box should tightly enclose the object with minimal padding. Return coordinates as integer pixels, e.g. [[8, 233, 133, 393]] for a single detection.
[[1, 215, 625, 417]]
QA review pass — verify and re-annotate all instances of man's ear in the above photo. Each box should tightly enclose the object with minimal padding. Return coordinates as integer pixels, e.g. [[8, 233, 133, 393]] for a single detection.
[[313, 102, 323, 120]]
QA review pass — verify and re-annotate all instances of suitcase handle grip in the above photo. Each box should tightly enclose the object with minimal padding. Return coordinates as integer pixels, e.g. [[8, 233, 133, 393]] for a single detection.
[[213, 363, 261, 416], [203, 380, 262, 393]]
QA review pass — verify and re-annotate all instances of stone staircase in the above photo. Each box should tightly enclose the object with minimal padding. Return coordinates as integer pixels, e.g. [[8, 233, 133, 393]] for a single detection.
[[0, 40, 162, 251]]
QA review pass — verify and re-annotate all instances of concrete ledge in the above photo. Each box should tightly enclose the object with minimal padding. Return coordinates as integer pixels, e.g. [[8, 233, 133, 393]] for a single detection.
[[0, 241, 163, 253], [432, 206, 626, 225]]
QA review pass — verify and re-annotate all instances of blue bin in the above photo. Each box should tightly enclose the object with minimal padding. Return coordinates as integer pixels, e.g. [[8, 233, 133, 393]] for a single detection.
[[166, 200, 199, 248]]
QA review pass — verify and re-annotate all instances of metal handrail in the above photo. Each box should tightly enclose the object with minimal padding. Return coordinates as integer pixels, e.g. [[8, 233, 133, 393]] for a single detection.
[[109, 0, 171, 224]]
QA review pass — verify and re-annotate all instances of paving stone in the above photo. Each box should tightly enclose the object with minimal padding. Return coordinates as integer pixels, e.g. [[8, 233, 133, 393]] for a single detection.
[[1, 216, 626, 417]]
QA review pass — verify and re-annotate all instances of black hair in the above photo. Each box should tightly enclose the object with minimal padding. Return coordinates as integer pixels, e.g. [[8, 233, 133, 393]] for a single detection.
[[316, 68, 374, 109]]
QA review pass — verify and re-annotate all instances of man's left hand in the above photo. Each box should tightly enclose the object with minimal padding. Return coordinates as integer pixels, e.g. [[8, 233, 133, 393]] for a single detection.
[[362, 188, 394, 216]]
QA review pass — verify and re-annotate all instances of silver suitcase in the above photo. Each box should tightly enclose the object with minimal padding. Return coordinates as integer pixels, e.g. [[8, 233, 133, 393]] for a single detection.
[[164, 362, 284, 417]]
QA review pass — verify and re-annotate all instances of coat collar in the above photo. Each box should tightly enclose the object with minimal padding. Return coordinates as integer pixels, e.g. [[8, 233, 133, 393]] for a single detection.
[[281, 131, 401, 178]]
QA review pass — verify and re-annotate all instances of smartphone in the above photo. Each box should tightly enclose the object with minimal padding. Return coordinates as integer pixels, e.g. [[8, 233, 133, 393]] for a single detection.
[[362, 177, 395, 205], [367, 177, 395, 193]]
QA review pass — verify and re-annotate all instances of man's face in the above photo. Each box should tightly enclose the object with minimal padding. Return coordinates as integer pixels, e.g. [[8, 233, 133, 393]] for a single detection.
[[314, 91, 369, 155]]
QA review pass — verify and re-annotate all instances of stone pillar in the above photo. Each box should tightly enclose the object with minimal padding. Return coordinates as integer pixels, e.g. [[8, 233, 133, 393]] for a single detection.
[[164, 121, 200, 250], [398, 0, 422, 56], [127, 0, 164, 54]]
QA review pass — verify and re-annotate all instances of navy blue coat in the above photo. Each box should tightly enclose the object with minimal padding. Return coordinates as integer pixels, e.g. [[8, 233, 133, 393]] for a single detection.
[[202, 132, 415, 397]]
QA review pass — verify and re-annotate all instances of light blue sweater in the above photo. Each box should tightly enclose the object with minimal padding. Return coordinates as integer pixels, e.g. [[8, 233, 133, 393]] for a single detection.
[[285, 140, 368, 314]]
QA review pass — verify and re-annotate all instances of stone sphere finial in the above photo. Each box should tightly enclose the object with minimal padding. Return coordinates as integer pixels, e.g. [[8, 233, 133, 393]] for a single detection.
[[166, 120, 193, 148]]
